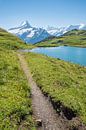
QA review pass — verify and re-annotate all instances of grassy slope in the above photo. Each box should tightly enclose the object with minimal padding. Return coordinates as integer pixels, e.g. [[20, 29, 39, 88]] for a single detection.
[[0, 28, 28, 49], [0, 29, 35, 130], [25, 52, 86, 124], [35, 30, 86, 47]]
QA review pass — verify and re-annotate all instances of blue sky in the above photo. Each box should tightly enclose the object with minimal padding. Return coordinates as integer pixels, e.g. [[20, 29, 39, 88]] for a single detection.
[[0, 0, 86, 29]]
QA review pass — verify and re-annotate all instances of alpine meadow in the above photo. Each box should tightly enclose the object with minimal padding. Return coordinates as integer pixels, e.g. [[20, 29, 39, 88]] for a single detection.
[[1, 0, 86, 130]]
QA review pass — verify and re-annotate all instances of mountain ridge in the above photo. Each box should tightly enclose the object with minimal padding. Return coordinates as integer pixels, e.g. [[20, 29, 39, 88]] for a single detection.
[[8, 21, 50, 44], [8, 21, 86, 44], [46, 24, 86, 36], [35, 29, 86, 47]]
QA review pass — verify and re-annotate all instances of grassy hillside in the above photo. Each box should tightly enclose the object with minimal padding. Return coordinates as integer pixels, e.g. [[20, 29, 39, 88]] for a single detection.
[[0, 28, 29, 49], [1, 27, 86, 128], [0, 28, 35, 129], [35, 29, 86, 47], [25, 52, 86, 125]]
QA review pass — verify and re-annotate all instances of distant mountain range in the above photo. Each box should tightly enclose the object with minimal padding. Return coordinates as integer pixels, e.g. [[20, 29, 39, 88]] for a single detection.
[[8, 21, 86, 44], [36, 29, 86, 48]]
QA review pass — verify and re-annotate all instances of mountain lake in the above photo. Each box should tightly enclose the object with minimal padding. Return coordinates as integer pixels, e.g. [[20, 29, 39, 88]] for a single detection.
[[22, 46, 86, 66]]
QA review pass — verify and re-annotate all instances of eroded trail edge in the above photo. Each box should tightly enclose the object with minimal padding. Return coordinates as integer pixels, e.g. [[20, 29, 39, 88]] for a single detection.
[[17, 52, 72, 130]]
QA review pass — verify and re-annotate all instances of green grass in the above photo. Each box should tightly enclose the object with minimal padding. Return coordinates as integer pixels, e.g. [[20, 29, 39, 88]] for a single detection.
[[0, 28, 35, 129], [25, 52, 86, 123], [35, 30, 86, 47], [0, 28, 35, 50], [1, 27, 86, 128]]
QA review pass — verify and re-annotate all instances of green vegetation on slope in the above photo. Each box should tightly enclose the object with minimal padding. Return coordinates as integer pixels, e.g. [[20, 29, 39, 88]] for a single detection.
[[0, 28, 35, 129], [0, 28, 29, 49], [25, 52, 86, 123], [35, 29, 86, 47]]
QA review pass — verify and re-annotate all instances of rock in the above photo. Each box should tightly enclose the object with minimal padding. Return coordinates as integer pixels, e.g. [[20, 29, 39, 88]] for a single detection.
[[36, 119, 42, 127]]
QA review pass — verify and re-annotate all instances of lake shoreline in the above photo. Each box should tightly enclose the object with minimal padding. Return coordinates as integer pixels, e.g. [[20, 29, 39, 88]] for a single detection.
[[22, 46, 86, 66]]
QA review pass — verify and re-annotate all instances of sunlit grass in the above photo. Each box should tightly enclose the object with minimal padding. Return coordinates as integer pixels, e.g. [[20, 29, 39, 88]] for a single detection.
[[0, 28, 35, 130], [25, 52, 86, 123]]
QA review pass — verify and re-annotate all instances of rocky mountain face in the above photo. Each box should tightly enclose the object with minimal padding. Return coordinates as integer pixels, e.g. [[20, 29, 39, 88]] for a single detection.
[[9, 21, 86, 44], [8, 21, 50, 44]]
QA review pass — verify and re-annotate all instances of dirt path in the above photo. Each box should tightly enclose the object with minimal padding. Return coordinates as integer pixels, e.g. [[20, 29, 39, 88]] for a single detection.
[[17, 52, 69, 130]]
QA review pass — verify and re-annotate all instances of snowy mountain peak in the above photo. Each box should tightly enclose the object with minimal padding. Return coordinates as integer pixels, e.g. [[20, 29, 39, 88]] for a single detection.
[[9, 20, 32, 31], [20, 20, 31, 28], [47, 24, 86, 36], [47, 26, 58, 31], [8, 21, 50, 44], [79, 23, 85, 29], [8, 21, 86, 44]]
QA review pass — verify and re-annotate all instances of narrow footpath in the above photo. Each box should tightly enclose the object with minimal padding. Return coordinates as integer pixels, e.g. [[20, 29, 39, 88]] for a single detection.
[[17, 52, 69, 130]]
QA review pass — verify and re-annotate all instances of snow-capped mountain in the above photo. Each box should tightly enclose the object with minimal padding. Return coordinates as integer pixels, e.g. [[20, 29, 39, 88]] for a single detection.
[[8, 21, 50, 44], [47, 24, 86, 36], [8, 21, 86, 44]]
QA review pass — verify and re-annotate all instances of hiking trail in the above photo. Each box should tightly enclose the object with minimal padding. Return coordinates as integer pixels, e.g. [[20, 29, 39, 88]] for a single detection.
[[17, 52, 69, 130]]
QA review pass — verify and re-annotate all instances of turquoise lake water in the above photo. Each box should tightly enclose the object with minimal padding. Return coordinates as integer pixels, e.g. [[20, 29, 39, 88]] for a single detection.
[[26, 46, 86, 66]]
